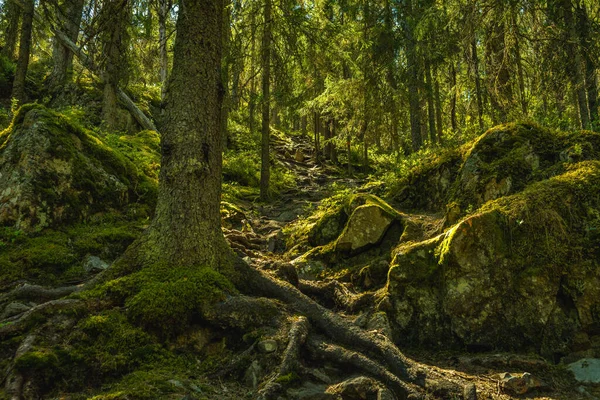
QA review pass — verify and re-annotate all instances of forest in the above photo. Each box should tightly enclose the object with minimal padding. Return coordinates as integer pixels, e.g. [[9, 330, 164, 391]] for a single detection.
[[0, 0, 599, 399]]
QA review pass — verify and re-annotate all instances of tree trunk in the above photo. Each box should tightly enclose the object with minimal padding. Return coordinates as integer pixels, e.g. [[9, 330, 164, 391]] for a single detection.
[[331, 119, 338, 163], [158, 0, 171, 102], [405, 4, 422, 151], [145, 0, 231, 268], [559, 0, 589, 129], [221, 0, 232, 149], [48, 0, 84, 93], [434, 65, 443, 143], [512, 10, 527, 116], [577, 3, 598, 129], [314, 112, 321, 162], [424, 56, 436, 144], [102, 0, 130, 130], [260, 0, 272, 200], [11, 0, 34, 106], [2, 1, 21, 60], [471, 37, 484, 131], [450, 62, 457, 131], [323, 118, 331, 160], [248, 10, 257, 137]]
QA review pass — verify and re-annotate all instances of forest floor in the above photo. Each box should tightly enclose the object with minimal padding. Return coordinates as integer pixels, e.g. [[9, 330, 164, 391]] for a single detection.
[[215, 132, 599, 400]]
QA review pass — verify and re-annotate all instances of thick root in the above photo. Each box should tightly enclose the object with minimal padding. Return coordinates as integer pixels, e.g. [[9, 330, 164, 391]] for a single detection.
[[258, 316, 309, 400], [0, 299, 83, 339], [307, 336, 421, 399], [298, 279, 375, 312], [3, 331, 36, 399]]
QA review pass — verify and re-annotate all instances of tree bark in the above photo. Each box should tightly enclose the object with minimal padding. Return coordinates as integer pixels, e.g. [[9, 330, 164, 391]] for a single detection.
[[11, 0, 34, 106], [471, 36, 484, 131], [221, 0, 232, 149], [2, 0, 21, 60], [158, 0, 171, 102], [450, 62, 457, 132], [434, 65, 443, 143], [144, 0, 231, 268], [576, 3, 598, 129], [405, 0, 422, 151], [559, 0, 590, 129], [48, 0, 84, 92], [260, 0, 272, 200], [425, 56, 436, 144]]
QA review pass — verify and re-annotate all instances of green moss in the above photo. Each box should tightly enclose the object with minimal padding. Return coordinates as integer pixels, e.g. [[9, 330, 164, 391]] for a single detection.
[[85, 263, 236, 338], [0, 220, 144, 286], [275, 372, 300, 384]]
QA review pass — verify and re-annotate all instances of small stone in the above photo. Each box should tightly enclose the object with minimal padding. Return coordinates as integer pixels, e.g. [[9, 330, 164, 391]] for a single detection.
[[1, 302, 31, 319], [244, 360, 262, 389], [83, 255, 109, 273], [258, 339, 278, 353], [568, 358, 600, 383], [463, 383, 477, 400], [497, 372, 544, 395]]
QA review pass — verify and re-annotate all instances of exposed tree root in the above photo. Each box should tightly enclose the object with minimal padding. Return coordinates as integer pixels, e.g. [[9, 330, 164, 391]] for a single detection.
[[3, 331, 36, 399], [258, 316, 309, 400], [233, 260, 472, 399], [307, 336, 421, 399], [325, 376, 395, 399], [298, 279, 375, 312], [0, 299, 83, 339], [0, 284, 80, 305]]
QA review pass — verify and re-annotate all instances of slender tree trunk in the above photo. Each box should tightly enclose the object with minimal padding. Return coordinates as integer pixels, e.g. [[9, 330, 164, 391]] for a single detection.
[[577, 3, 598, 129], [347, 134, 352, 174], [331, 119, 338, 163], [145, 0, 232, 268], [425, 56, 436, 144], [11, 0, 34, 106], [158, 0, 171, 102], [102, 0, 130, 130], [259, 0, 272, 200], [512, 10, 527, 116], [323, 118, 331, 160], [471, 37, 484, 131], [315, 114, 319, 160], [405, 5, 422, 151], [450, 62, 457, 131], [48, 0, 84, 92], [2, 1, 21, 60], [434, 65, 443, 143], [248, 10, 257, 137], [221, 0, 232, 149], [301, 115, 307, 136], [559, 0, 589, 129]]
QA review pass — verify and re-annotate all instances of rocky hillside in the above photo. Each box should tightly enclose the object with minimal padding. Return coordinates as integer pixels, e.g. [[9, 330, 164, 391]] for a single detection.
[[289, 122, 600, 362]]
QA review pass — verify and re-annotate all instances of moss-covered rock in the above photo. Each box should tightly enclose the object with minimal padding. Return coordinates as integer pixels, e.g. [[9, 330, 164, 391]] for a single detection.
[[335, 203, 395, 254], [386, 161, 600, 358], [0, 104, 157, 232]]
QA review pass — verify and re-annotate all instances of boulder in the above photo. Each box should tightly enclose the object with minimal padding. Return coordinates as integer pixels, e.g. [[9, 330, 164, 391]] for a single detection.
[[335, 204, 394, 254], [386, 161, 600, 356], [0, 105, 156, 231]]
